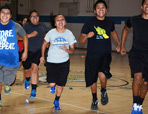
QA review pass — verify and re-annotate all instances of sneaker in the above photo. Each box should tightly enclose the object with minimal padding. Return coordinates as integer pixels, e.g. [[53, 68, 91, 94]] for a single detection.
[[30, 89, 36, 99], [131, 103, 140, 114], [101, 91, 109, 105], [25, 78, 31, 90], [50, 85, 56, 94], [53, 100, 61, 110], [4, 85, 11, 95], [91, 100, 99, 110], [139, 105, 143, 114]]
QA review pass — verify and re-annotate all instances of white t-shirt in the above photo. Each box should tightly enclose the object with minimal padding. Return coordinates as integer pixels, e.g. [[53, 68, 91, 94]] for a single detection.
[[44, 28, 77, 63]]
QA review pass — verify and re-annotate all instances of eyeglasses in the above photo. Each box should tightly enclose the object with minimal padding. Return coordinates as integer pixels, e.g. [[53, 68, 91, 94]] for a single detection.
[[0, 11, 11, 15], [30, 15, 39, 18]]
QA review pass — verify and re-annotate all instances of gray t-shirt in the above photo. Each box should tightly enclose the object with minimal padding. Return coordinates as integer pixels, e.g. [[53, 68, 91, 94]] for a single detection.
[[44, 28, 77, 63], [15, 22, 26, 39]]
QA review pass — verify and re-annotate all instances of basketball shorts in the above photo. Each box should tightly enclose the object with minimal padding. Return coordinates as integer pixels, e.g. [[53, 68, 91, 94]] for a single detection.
[[85, 53, 112, 87], [129, 49, 148, 82], [22, 50, 41, 69], [46, 60, 70, 86], [19, 50, 23, 62]]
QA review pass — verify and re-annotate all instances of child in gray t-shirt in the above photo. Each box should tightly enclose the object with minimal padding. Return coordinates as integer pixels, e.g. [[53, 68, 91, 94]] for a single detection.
[[40, 15, 76, 110]]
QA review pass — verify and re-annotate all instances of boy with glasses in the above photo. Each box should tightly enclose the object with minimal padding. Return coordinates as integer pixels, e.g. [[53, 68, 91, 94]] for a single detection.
[[22, 10, 49, 98]]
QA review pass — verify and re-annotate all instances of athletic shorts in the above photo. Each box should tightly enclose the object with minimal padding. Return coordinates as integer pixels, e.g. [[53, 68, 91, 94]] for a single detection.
[[0, 65, 17, 85], [46, 60, 70, 86], [129, 49, 148, 82], [85, 53, 112, 87], [22, 50, 41, 69], [44, 47, 49, 67], [19, 50, 23, 62]]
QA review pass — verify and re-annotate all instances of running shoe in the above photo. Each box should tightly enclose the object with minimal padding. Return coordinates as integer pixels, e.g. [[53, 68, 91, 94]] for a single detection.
[[101, 91, 109, 105], [131, 103, 140, 114], [4, 85, 11, 95], [30, 89, 36, 99], [91, 100, 98, 110], [25, 78, 31, 90], [53, 100, 61, 110], [50, 85, 56, 94]]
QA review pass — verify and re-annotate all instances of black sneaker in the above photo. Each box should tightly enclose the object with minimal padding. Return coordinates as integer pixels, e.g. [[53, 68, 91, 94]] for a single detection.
[[101, 91, 109, 105], [91, 100, 98, 110]]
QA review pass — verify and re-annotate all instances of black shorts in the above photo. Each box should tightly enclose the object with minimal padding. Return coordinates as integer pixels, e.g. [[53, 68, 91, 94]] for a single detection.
[[19, 50, 23, 62], [22, 50, 41, 69], [85, 53, 112, 87], [46, 60, 70, 86], [44, 47, 49, 67], [129, 50, 148, 82]]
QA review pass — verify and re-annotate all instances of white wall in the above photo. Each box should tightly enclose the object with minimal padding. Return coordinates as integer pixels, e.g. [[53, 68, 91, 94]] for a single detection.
[[107, 0, 141, 16], [18, 0, 143, 51], [18, 0, 32, 15]]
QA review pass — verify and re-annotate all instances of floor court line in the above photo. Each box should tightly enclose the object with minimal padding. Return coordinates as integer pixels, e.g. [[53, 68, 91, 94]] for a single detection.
[[11, 92, 109, 114]]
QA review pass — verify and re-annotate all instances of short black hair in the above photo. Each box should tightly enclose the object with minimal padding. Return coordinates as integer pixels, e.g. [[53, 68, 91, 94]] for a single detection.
[[0, 5, 12, 15], [142, 0, 145, 6], [29, 10, 39, 17], [54, 14, 65, 21], [22, 16, 28, 20], [93, 0, 108, 10]]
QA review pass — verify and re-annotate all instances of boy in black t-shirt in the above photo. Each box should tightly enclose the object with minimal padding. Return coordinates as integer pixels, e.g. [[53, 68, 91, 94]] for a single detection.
[[121, 0, 148, 114], [79, 0, 120, 110]]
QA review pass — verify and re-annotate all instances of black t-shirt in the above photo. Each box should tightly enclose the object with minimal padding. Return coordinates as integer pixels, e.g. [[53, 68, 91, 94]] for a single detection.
[[23, 22, 49, 52], [127, 15, 148, 50], [81, 17, 115, 55]]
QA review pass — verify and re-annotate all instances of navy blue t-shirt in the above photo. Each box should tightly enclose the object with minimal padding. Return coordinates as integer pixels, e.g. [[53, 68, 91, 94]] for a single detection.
[[127, 15, 148, 50], [23, 22, 49, 52], [81, 17, 115, 55]]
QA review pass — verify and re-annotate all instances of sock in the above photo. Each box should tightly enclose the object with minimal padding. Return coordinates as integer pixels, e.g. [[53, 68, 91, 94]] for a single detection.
[[55, 95, 60, 101], [101, 88, 106, 92], [139, 97, 144, 105], [26, 77, 30, 81], [32, 84, 37, 90], [133, 95, 139, 104], [92, 93, 97, 101]]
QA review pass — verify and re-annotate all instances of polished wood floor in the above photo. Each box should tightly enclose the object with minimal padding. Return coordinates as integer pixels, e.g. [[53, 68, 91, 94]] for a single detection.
[[0, 49, 148, 114]]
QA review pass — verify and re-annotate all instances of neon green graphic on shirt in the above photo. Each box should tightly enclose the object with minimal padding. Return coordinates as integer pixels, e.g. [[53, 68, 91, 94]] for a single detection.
[[94, 26, 109, 39]]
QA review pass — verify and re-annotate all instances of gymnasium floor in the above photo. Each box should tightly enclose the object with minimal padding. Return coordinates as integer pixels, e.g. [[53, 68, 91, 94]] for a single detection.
[[0, 49, 148, 114]]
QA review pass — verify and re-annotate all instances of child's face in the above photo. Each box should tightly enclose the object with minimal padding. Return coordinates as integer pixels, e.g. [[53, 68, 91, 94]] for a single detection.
[[55, 15, 66, 29], [0, 9, 11, 25], [141, 0, 148, 14], [94, 3, 107, 19], [22, 18, 28, 25], [30, 12, 39, 25]]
